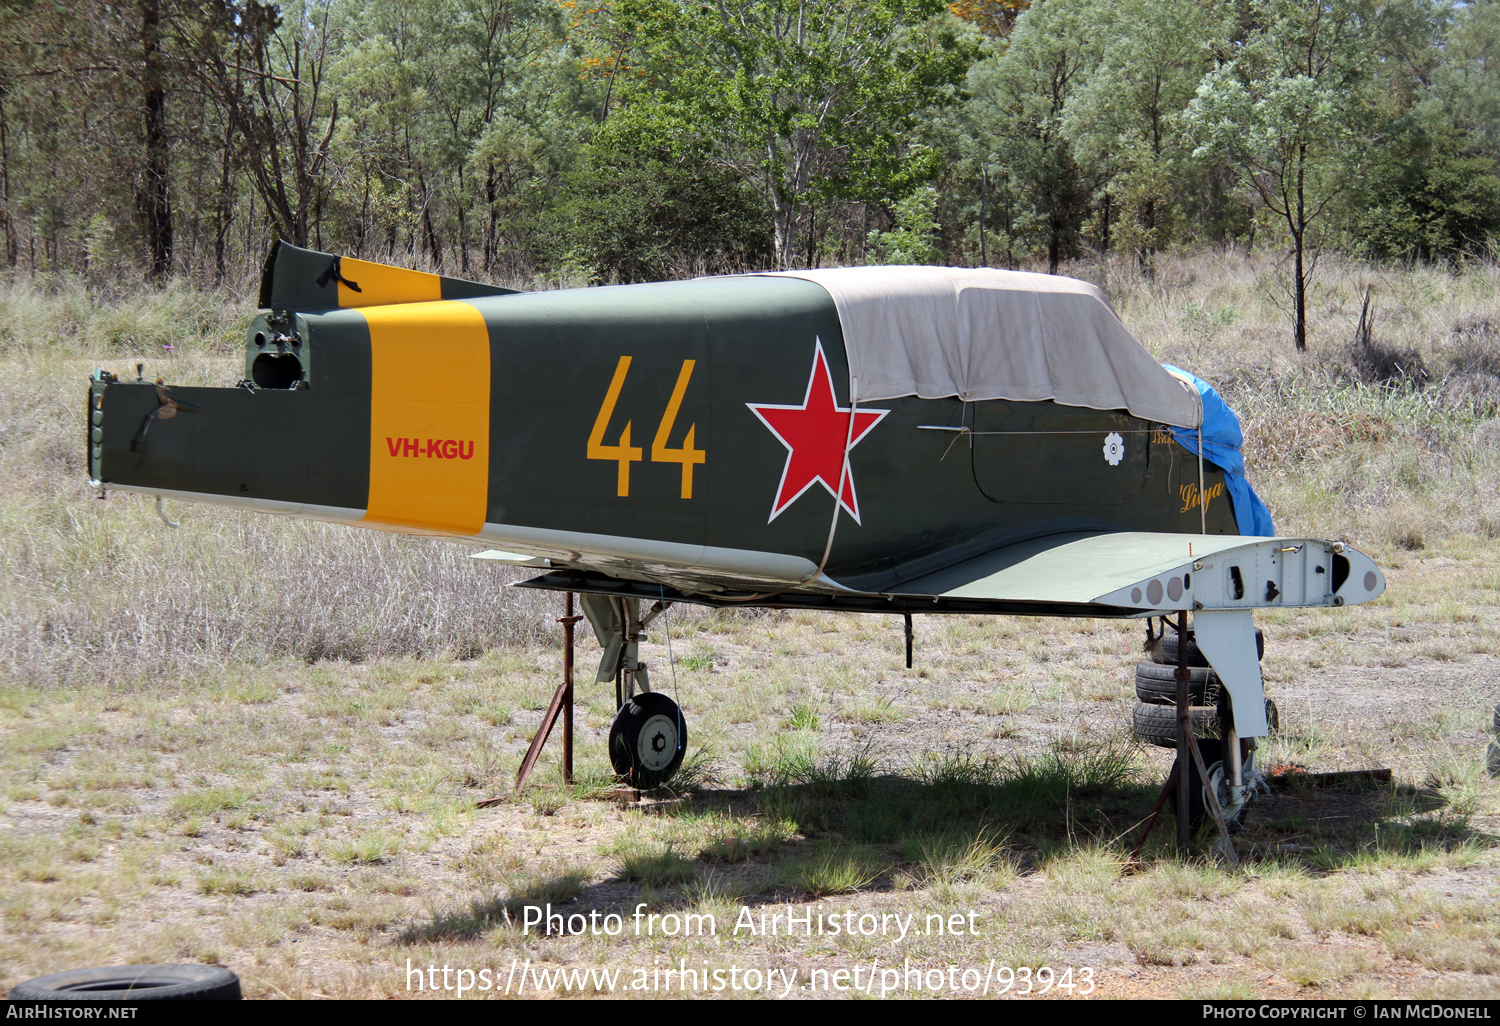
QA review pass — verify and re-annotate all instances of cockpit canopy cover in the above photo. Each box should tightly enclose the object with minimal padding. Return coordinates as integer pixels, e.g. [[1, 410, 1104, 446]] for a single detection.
[[763, 266, 1204, 429]]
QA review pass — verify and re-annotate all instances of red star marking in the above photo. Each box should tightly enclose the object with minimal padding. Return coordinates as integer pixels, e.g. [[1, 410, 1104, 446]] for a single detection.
[[746, 340, 889, 523]]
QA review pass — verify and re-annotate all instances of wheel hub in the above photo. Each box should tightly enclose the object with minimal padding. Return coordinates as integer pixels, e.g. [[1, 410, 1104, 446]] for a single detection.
[[636, 713, 679, 771], [1204, 751, 1258, 824]]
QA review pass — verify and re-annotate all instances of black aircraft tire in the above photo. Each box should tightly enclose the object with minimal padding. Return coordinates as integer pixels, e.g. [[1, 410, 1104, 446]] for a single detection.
[[1488, 741, 1500, 779], [1153, 628, 1265, 667], [1132, 702, 1220, 749], [7, 965, 242, 1001], [1135, 662, 1220, 705], [609, 692, 687, 789]]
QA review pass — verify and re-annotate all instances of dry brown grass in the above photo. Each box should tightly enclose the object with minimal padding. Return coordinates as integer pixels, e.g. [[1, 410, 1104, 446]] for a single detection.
[[0, 348, 555, 687]]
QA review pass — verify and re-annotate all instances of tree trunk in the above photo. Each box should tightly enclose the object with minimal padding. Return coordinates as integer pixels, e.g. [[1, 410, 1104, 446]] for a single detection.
[[424, 203, 442, 271], [1293, 231, 1307, 352], [1138, 197, 1155, 281], [484, 163, 497, 275], [0, 78, 15, 267], [1099, 191, 1112, 254], [355, 171, 370, 258], [978, 167, 988, 267], [139, 0, 174, 283], [771, 201, 796, 269], [419, 171, 442, 271], [1293, 145, 1308, 352], [810, 195, 822, 268], [213, 119, 232, 284], [457, 206, 468, 275]]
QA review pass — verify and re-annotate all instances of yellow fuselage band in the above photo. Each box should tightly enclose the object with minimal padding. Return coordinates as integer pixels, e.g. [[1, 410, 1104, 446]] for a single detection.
[[360, 301, 490, 535]]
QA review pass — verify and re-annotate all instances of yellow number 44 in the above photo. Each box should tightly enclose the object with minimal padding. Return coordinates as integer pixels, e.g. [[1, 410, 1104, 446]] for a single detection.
[[652, 360, 706, 498], [588, 356, 706, 498], [587, 356, 644, 496]]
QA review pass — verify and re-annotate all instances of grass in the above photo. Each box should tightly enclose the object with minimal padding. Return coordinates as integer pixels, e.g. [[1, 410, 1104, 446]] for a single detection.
[[323, 831, 401, 866], [794, 852, 881, 897], [168, 787, 252, 819], [618, 848, 699, 886], [784, 703, 820, 731], [905, 830, 1018, 894]]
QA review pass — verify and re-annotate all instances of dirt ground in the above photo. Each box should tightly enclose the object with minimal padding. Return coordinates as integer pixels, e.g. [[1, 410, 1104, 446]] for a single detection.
[[2, 547, 1499, 1000]]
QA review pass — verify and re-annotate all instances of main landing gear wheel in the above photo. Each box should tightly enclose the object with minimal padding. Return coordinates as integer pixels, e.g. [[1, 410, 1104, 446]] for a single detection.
[[1168, 739, 1256, 832], [609, 692, 687, 789]]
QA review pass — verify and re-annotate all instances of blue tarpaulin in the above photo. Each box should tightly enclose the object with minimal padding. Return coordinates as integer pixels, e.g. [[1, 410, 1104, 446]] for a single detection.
[[1162, 365, 1275, 537]]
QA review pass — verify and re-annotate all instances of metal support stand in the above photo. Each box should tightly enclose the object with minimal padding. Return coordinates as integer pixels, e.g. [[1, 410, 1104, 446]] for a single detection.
[[1126, 762, 1180, 866], [1185, 729, 1240, 865], [1171, 610, 1240, 863], [560, 592, 581, 786], [1176, 611, 1191, 848], [513, 592, 582, 794], [903, 613, 914, 669]]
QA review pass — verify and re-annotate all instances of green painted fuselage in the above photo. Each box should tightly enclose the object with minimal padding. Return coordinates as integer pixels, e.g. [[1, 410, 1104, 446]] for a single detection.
[[88, 273, 1236, 603]]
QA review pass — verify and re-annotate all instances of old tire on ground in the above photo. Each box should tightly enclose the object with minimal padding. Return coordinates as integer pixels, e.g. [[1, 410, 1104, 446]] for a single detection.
[[1489, 741, 1500, 779], [1134, 662, 1220, 705], [1153, 628, 1264, 667], [609, 692, 687, 789], [1132, 702, 1220, 749], [7, 965, 241, 1000]]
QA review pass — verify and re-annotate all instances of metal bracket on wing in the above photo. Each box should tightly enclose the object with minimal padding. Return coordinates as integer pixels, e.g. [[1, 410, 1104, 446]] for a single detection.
[[1087, 536, 1386, 741], [1192, 608, 1269, 737], [1089, 536, 1385, 613], [471, 549, 553, 568]]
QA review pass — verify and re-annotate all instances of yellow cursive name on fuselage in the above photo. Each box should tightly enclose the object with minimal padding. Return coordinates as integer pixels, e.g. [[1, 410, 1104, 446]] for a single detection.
[[1180, 481, 1225, 514]]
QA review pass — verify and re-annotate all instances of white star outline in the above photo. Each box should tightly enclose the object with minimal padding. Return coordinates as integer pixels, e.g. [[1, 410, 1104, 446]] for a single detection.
[[745, 338, 891, 525]]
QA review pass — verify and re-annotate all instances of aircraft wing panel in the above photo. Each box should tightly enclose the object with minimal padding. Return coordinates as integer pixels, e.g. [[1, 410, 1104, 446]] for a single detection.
[[895, 531, 1384, 612]]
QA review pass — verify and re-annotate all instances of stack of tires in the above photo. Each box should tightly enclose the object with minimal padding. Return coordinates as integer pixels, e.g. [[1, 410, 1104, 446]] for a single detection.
[[1132, 628, 1275, 829], [1131, 628, 1264, 749]]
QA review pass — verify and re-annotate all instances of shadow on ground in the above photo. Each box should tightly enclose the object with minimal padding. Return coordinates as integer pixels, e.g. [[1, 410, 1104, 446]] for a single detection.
[[401, 740, 1497, 946]]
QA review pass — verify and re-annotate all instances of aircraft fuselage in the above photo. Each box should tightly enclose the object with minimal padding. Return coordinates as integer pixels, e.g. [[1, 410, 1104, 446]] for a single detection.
[[89, 275, 1237, 604]]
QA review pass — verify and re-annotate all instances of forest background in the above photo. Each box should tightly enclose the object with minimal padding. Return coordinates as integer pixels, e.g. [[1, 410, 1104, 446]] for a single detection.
[[2, 0, 1498, 352]]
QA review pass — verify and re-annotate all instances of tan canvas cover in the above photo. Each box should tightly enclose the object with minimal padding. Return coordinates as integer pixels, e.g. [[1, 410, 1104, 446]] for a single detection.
[[762, 266, 1203, 428]]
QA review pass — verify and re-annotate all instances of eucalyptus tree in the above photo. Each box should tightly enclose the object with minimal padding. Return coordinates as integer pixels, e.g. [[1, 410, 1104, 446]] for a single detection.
[[1186, 0, 1418, 351], [189, 0, 342, 251], [1355, 0, 1500, 261], [323, 0, 582, 274], [448, 0, 590, 275], [1059, 0, 1225, 275], [0, 0, 207, 279], [966, 0, 1097, 273], [614, 0, 972, 269]]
